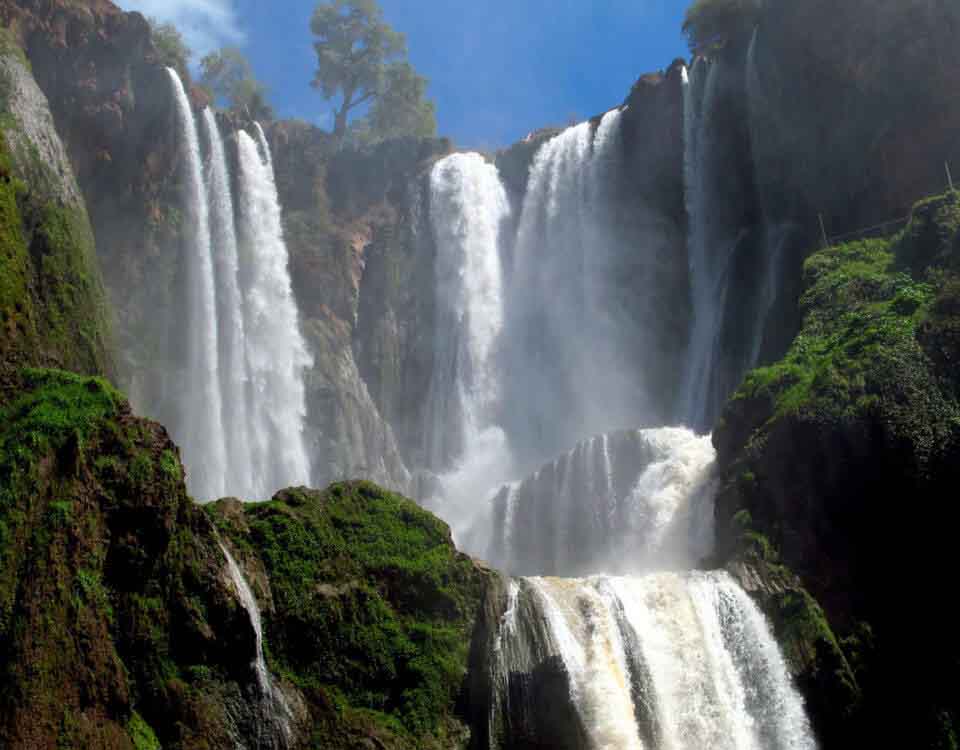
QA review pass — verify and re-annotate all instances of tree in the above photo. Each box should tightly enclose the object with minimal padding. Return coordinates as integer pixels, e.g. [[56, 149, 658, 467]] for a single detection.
[[149, 19, 191, 74], [311, 0, 435, 141], [199, 47, 274, 120], [368, 62, 436, 140]]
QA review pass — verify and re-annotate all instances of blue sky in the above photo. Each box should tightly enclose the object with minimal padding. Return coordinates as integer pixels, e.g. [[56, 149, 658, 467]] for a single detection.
[[117, 0, 689, 148]]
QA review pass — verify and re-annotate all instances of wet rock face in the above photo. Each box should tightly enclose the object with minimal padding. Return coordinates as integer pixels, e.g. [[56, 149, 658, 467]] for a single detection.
[[0, 371, 291, 750], [267, 123, 451, 489], [755, 0, 960, 233], [0, 0, 185, 405], [0, 39, 110, 391], [465, 578, 589, 750], [712, 194, 960, 748]]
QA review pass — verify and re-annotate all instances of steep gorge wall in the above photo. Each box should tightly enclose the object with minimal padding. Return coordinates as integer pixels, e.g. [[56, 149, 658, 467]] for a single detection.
[[713, 193, 960, 747], [269, 121, 451, 487], [0, 27, 110, 397], [686, 0, 960, 422]]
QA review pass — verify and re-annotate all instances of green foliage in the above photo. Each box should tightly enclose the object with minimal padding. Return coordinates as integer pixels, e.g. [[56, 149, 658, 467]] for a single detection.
[[149, 19, 191, 74], [0, 123, 110, 387], [682, 0, 763, 53], [127, 711, 162, 750], [735, 226, 944, 433], [0, 369, 121, 456], [311, 0, 436, 141], [199, 47, 274, 120], [0, 132, 30, 325], [159, 449, 182, 481], [212, 481, 484, 742], [366, 62, 437, 141], [0, 369, 121, 638]]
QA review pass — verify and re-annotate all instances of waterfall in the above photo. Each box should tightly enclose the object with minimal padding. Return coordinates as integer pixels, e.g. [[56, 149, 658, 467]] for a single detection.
[[167, 68, 228, 500], [679, 59, 736, 430], [488, 572, 816, 750], [202, 108, 254, 498], [505, 108, 658, 467], [164, 69, 311, 500], [235, 129, 313, 497], [487, 427, 716, 577], [423, 152, 513, 538], [745, 28, 796, 368], [220, 543, 293, 747]]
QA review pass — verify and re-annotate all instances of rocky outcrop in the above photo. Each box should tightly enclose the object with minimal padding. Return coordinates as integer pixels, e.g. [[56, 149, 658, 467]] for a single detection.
[[465, 578, 590, 750], [344, 137, 452, 470], [269, 121, 451, 487], [0, 369, 302, 749], [0, 367, 500, 749], [0, 0, 189, 416], [210, 482, 498, 750], [0, 34, 110, 397], [713, 192, 960, 748]]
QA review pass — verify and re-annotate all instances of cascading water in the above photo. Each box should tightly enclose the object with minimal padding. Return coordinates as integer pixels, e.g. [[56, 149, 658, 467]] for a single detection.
[[409, 107, 815, 748], [235, 130, 313, 497], [474, 422, 818, 748], [167, 68, 228, 500], [505, 108, 661, 466], [744, 29, 798, 368], [202, 107, 254, 497], [165, 69, 311, 500], [486, 427, 716, 577], [678, 59, 738, 431], [423, 152, 513, 536], [487, 572, 815, 750], [220, 543, 293, 748]]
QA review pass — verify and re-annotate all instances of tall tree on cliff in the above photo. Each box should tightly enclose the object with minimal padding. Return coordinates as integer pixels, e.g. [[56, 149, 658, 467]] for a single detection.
[[199, 47, 274, 121], [310, 0, 436, 141]]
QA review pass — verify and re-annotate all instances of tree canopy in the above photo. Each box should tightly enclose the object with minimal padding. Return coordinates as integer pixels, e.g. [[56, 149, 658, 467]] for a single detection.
[[368, 62, 436, 140], [149, 18, 190, 75], [199, 47, 274, 121], [310, 0, 436, 142]]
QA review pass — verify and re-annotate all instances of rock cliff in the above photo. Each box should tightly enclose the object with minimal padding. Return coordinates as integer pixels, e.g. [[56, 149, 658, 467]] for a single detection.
[[713, 192, 960, 747]]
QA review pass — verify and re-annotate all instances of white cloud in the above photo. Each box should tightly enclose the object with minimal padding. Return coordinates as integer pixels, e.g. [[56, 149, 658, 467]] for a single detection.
[[116, 0, 245, 58]]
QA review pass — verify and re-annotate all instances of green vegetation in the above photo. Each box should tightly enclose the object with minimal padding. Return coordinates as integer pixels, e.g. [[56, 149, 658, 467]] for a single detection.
[[0, 366, 266, 747], [149, 18, 191, 75], [366, 61, 437, 141], [211, 482, 486, 745], [0, 76, 111, 393], [0, 369, 121, 632], [0, 132, 32, 349], [199, 47, 274, 121], [311, 0, 437, 141], [716, 191, 960, 747], [127, 711, 161, 750], [731, 193, 960, 452]]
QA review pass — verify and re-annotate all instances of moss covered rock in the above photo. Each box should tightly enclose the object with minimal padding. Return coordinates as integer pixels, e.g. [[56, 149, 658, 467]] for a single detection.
[[714, 191, 960, 747], [210, 481, 494, 750], [0, 41, 111, 397], [0, 368, 290, 749]]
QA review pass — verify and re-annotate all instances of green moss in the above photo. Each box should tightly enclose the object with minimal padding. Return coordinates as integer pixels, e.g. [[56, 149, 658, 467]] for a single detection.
[[0, 28, 30, 73], [0, 117, 111, 385], [211, 481, 485, 743], [771, 587, 860, 713], [0, 132, 32, 334], [127, 710, 161, 750], [159, 450, 181, 482], [130, 450, 155, 486], [0, 369, 121, 633], [75, 568, 114, 623], [732, 194, 960, 452]]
